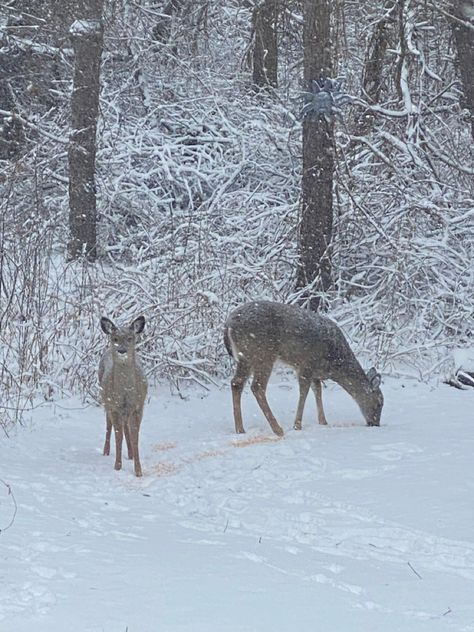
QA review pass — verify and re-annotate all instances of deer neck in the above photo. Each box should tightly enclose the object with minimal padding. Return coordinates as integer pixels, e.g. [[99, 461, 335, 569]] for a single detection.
[[333, 361, 370, 407], [111, 349, 137, 372]]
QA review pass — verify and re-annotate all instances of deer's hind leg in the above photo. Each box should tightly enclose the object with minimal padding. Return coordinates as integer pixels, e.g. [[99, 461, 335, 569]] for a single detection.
[[251, 365, 284, 437], [231, 358, 251, 434], [293, 372, 311, 430]]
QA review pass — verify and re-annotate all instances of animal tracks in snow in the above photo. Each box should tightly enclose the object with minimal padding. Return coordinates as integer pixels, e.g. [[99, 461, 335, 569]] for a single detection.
[[371, 442, 424, 461]]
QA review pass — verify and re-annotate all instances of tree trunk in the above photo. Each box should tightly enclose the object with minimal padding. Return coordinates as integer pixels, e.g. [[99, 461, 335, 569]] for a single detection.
[[152, 0, 184, 47], [354, 1, 397, 136], [252, 0, 279, 88], [296, 0, 334, 311], [0, 50, 24, 159], [67, 2, 104, 261], [451, 0, 474, 140]]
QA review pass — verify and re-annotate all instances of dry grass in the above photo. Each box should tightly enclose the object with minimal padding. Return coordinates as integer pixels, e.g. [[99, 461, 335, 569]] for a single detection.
[[152, 442, 177, 452], [230, 434, 282, 448], [147, 461, 180, 477], [136, 435, 285, 480], [192, 449, 226, 461], [327, 421, 362, 428]]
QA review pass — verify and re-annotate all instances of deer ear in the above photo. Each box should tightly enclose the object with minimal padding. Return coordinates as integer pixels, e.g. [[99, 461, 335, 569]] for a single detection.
[[131, 315, 145, 334], [100, 317, 116, 335], [367, 367, 381, 389]]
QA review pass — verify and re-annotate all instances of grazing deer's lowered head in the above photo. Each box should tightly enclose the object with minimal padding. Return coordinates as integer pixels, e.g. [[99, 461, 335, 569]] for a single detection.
[[224, 301, 383, 436], [98, 315, 147, 477]]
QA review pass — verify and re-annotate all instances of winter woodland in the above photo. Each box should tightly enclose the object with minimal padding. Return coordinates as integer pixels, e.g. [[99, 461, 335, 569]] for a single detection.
[[0, 2, 473, 424], [1, 3, 474, 630]]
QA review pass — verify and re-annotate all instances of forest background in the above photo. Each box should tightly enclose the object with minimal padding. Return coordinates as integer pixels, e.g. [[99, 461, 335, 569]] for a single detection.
[[1, 0, 473, 433]]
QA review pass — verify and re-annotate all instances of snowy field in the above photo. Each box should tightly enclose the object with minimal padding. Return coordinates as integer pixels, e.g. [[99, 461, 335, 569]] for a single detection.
[[1, 376, 474, 632]]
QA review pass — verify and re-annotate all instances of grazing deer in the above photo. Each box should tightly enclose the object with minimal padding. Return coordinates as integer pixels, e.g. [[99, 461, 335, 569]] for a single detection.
[[224, 301, 383, 436], [98, 315, 147, 477]]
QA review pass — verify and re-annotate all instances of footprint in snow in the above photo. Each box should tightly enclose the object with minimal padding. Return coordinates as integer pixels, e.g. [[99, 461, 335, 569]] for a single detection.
[[371, 443, 423, 461]]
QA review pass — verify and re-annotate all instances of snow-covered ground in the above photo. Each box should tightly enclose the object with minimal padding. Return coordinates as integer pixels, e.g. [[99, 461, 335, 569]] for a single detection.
[[1, 376, 474, 632]]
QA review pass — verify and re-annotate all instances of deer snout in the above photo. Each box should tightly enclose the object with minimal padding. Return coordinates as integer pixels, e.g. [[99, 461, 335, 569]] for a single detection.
[[367, 419, 380, 427]]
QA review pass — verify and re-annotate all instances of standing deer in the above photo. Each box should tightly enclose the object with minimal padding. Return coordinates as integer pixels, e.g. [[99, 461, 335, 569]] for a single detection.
[[224, 301, 383, 436], [98, 315, 147, 477]]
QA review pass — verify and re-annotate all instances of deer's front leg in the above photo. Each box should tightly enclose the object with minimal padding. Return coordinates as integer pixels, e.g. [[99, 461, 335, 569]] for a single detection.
[[112, 413, 123, 471], [312, 380, 328, 425], [124, 422, 133, 459], [103, 413, 112, 455], [130, 410, 143, 477]]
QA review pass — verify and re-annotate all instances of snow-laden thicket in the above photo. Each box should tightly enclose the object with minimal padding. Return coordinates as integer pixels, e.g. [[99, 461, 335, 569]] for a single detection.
[[0, 1, 473, 431]]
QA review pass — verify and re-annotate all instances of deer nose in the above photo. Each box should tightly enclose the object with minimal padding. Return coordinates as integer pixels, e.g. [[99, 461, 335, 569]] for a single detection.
[[117, 347, 128, 355]]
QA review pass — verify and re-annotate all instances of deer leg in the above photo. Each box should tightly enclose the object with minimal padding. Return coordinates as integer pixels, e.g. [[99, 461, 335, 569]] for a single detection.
[[103, 413, 112, 455], [112, 414, 123, 471], [130, 410, 143, 477], [231, 359, 251, 434], [251, 367, 284, 437], [312, 380, 328, 425], [124, 422, 133, 460], [293, 374, 311, 430]]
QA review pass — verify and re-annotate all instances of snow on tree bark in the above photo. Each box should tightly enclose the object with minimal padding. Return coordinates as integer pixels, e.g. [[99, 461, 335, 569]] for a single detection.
[[252, 0, 279, 89], [296, 0, 334, 311], [67, 8, 104, 261], [451, 0, 474, 140]]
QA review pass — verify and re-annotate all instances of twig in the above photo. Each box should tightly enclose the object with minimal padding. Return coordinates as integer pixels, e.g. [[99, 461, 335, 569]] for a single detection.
[[407, 561, 422, 579], [426, 2, 474, 32], [0, 479, 18, 533], [0, 109, 68, 145]]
